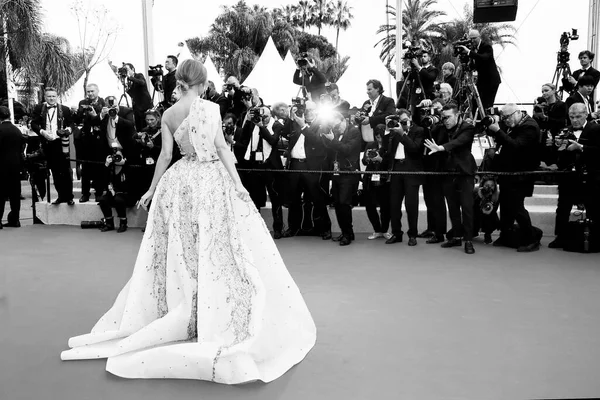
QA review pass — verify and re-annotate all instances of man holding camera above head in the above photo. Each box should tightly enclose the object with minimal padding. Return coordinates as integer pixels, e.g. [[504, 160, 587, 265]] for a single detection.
[[486, 104, 542, 252], [384, 108, 426, 246], [74, 83, 106, 203], [161, 55, 178, 109], [280, 100, 332, 239], [237, 106, 285, 239], [293, 53, 327, 103], [455, 29, 501, 110], [564, 50, 600, 99], [319, 111, 361, 246], [122, 63, 153, 131], [548, 103, 600, 249], [425, 103, 477, 254], [31, 87, 75, 205]]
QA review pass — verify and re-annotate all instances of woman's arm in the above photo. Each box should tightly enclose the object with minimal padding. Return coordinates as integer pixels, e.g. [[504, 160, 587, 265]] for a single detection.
[[147, 118, 173, 192], [214, 118, 243, 186]]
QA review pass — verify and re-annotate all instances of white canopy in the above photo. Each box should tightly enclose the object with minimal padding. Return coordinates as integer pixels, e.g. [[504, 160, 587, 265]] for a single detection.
[[204, 55, 222, 86], [242, 36, 294, 106], [61, 62, 128, 108], [176, 42, 194, 62], [336, 46, 396, 108]]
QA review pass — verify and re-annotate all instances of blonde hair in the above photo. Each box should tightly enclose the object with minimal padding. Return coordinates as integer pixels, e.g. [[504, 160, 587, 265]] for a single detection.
[[175, 59, 207, 93]]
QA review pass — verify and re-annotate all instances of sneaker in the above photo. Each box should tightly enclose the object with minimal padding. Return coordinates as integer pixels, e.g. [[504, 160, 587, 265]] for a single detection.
[[383, 232, 393, 240], [368, 232, 384, 240]]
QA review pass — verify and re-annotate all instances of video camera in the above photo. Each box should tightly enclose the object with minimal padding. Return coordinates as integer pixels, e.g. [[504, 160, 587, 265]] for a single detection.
[[452, 35, 473, 64], [297, 52, 311, 68], [291, 97, 306, 117], [402, 41, 424, 60], [558, 29, 579, 65], [117, 63, 128, 79], [148, 64, 163, 77]]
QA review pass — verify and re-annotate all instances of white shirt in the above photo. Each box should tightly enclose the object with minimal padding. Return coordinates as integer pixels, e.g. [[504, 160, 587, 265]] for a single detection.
[[368, 95, 381, 117], [42, 104, 59, 141], [291, 127, 307, 159], [394, 139, 405, 159], [244, 120, 274, 161], [107, 116, 123, 149]]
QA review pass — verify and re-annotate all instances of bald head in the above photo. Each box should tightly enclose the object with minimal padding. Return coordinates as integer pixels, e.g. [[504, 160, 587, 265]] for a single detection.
[[501, 103, 522, 127], [501, 103, 520, 114]]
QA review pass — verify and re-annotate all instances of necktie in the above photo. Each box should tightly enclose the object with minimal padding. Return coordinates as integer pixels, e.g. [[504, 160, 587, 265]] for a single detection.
[[47, 105, 57, 109]]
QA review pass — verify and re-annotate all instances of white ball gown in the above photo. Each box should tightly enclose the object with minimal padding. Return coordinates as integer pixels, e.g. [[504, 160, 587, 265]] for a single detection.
[[60, 98, 317, 384]]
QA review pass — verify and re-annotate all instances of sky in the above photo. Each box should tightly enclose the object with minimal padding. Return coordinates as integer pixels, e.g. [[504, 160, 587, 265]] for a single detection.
[[41, 0, 594, 105]]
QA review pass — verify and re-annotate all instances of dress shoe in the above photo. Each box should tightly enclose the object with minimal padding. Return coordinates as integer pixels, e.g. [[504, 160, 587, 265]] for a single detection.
[[548, 238, 564, 249], [484, 233, 493, 244], [368, 232, 384, 240], [332, 234, 344, 242], [517, 241, 541, 252], [51, 198, 65, 205], [67, 200, 75, 206], [117, 218, 128, 233], [426, 236, 444, 244], [464, 241, 475, 254], [441, 238, 462, 248], [0, 222, 3, 229], [100, 217, 115, 232], [339, 236, 351, 246], [273, 230, 282, 240], [79, 195, 90, 203], [385, 234, 403, 244], [417, 229, 434, 238], [282, 229, 297, 238], [408, 237, 417, 246], [321, 231, 332, 240], [4, 221, 21, 228]]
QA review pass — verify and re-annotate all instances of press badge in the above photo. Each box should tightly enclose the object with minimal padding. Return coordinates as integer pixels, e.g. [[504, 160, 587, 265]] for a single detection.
[[372, 174, 380, 182], [146, 157, 155, 165]]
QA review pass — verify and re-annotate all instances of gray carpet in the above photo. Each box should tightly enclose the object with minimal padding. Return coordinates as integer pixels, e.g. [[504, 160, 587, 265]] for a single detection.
[[1, 225, 600, 400]]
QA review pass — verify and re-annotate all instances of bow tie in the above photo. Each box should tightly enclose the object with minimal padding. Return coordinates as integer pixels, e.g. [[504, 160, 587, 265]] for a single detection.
[[47, 105, 57, 109]]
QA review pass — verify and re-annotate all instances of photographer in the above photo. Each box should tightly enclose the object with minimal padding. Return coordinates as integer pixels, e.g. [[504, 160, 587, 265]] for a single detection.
[[425, 103, 477, 254], [563, 50, 600, 99], [223, 76, 253, 121], [122, 63, 153, 131], [238, 106, 285, 239], [319, 111, 361, 246], [0, 106, 25, 228], [548, 103, 600, 248], [74, 83, 106, 202], [353, 79, 396, 132], [362, 125, 391, 240], [135, 110, 162, 193], [162, 55, 178, 109], [486, 104, 542, 252], [384, 109, 426, 246], [205, 80, 229, 118], [293, 53, 327, 102], [31, 87, 75, 205], [455, 30, 501, 109], [533, 83, 567, 167], [442, 62, 457, 92], [400, 49, 438, 111]]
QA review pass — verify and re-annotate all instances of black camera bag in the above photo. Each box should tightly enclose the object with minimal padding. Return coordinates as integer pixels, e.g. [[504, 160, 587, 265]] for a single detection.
[[563, 219, 600, 253]]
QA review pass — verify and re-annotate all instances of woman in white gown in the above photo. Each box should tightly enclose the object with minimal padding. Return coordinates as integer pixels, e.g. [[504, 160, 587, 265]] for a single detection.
[[61, 59, 317, 384]]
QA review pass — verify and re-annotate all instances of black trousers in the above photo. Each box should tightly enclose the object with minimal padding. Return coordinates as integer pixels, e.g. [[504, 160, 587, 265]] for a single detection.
[[478, 82, 500, 110], [45, 144, 73, 201], [390, 161, 422, 238], [499, 183, 535, 243], [98, 191, 136, 219], [423, 175, 447, 238], [332, 174, 360, 236], [555, 178, 600, 238], [286, 159, 331, 234], [77, 136, 108, 197], [0, 172, 21, 223], [246, 166, 285, 233], [364, 183, 391, 233], [443, 175, 475, 241]]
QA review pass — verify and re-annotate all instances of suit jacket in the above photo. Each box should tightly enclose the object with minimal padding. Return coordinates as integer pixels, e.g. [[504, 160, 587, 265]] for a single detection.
[[563, 66, 600, 94], [238, 121, 284, 170], [31, 104, 73, 152], [99, 116, 138, 162], [557, 122, 600, 176], [320, 124, 362, 172], [0, 121, 25, 174], [402, 64, 439, 103], [565, 91, 595, 116], [163, 69, 177, 106], [469, 41, 501, 88], [126, 73, 153, 111], [293, 68, 327, 102], [74, 98, 106, 137], [281, 118, 328, 170], [361, 95, 396, 130], [208, 92, 229, 119], [385, 125, 426, 172], [431, 120, 477, 175]]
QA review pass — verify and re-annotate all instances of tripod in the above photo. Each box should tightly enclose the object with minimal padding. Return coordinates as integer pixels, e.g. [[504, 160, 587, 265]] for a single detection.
[[454, 61, 486, 122], [118, 77, 131, 107], [398, 62, 426, 113], [551, 53, 572, 100]]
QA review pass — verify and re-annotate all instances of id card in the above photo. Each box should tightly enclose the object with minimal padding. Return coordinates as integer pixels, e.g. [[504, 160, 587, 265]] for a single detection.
[[372, 174, 380, 182], [146, 157, 155, 165]]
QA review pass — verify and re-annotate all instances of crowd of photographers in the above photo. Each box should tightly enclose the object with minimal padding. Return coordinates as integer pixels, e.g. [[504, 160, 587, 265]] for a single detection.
[[2, 32, 599, 254]]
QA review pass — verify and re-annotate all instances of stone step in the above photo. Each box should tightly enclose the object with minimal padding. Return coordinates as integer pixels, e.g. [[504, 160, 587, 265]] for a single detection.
[[35, 201, 559, 236]]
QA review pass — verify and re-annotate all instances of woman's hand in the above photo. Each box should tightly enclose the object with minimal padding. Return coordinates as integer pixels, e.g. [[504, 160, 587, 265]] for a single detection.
[[235, 182, 251, 202], [137, 189, 155, 211]]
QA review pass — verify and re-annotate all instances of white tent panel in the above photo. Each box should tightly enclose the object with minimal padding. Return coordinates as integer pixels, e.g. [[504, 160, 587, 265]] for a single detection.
[[204, 55, 223, 85], [176, 42, 194, 62], [61, 62, 128, 108]]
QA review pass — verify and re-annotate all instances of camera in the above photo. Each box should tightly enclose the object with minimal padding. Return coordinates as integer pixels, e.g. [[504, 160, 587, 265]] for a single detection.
[[418, 107, 440, 128], [108, 107, 118, 118], [481, 106, 501, 128], [117, 63, 128, 79], [453, 35, 472, 57], [239, 86, 253, 102], [56, 129, 71, 138], [402, 41, 424, 60], [223, 124, 235, 136], [225, 83, 236, 92], [386, 115, 400, 129], [249, 107, 263, 124], [478, 177, 498, 215], [555, 129, 576, 150], [297, 52, 310, 68], [366, 149, 379, 159], [558, 29, 579, 65], [148, 64, 163, 77], [109, 145, 123, 164], [81, 104, 93, 112], [354, 104, 372, 124], [291, 97, 306, 117], [533, 96, 548, 114]]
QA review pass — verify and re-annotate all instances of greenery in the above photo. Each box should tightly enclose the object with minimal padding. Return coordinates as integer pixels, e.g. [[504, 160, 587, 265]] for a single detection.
[[376, 0, 517, 78], [186, 0, 353, 83]]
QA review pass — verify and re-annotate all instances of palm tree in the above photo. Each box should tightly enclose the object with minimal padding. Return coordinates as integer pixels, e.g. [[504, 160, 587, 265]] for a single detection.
[[375, 0, 446, 72], [296, 0, 313, 32], [312, 0, 333, 36], [331, 0, 353, 52]]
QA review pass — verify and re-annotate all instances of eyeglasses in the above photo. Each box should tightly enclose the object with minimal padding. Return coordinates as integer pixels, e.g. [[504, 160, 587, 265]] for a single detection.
[[501, 110, 518, 121]]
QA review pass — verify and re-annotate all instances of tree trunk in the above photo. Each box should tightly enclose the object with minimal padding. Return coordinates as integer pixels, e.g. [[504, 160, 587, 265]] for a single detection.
[[335, 27, 340, 52], [82, 69, 90, 99]]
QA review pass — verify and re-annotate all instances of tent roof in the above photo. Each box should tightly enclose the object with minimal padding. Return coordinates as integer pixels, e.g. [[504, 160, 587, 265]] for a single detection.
[[176, 42, 194, 62], [61, 62, 128, 108], [204, 55, 222, 85], [336, 47, 396, 108]]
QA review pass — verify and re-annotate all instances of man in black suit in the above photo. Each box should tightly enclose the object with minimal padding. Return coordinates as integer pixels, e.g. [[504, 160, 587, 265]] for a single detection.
[[280, 101, 332, 239], [425, 103, 477, 254], [237, 106, 285, 239], [456, 29, 501, 109], [162, 55, 178, 109], [31, 87, 75, 205], [486, 104, 542, 252], [398, 50, 439, 112], [206, 80, 229, 119], [292, 54, 327, 102], [564, 50, 600, 98], [324, 83, 351, 119], [73, 83, 106, 202], [384, 109, 426, 246], [565, 75, 596, 117], [549, 103, 600, 248], [0, 106, 25, 228], [124, 63, 153, 131], [320, 111, 362, 246], [356, 79, 396, 133]]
